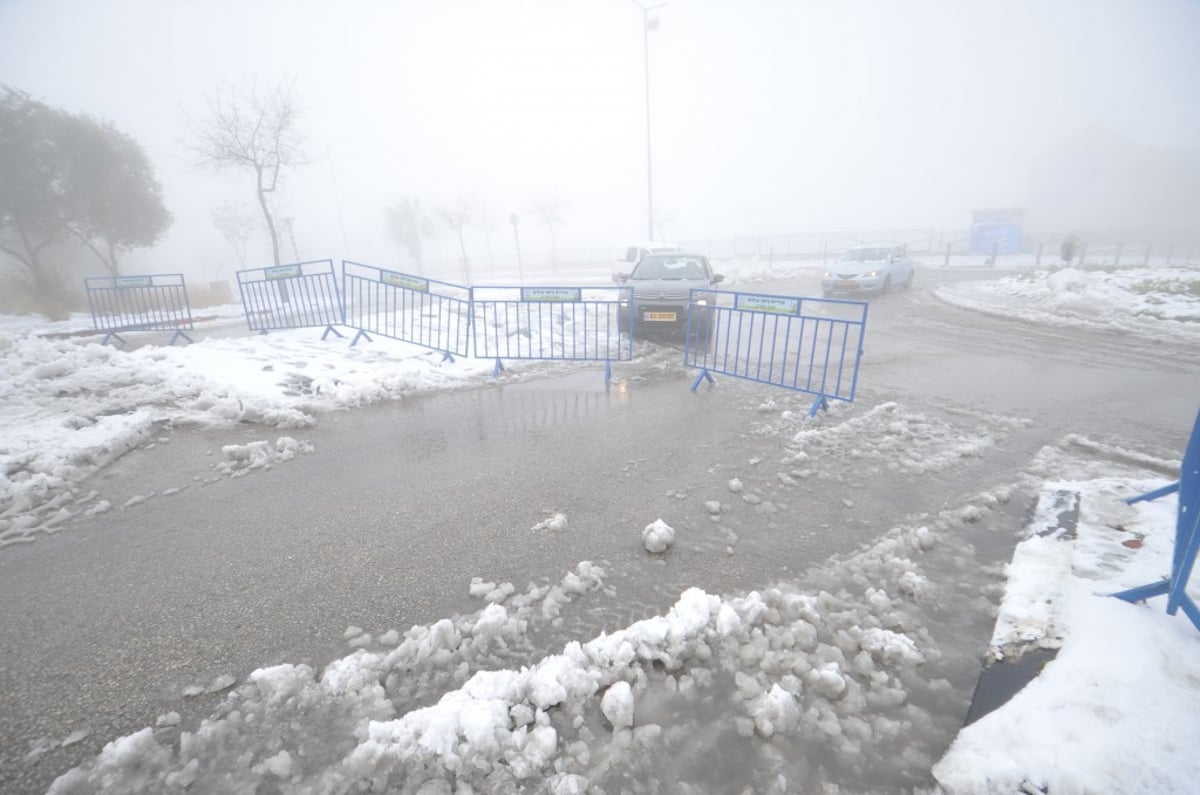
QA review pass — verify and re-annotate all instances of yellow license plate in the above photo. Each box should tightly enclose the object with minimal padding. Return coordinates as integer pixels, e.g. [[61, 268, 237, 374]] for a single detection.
[[644, 311, 677, 322], [835, 279, 857, 288]]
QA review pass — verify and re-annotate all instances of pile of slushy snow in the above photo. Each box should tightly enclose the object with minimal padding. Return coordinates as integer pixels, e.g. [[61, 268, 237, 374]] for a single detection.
[[48, 488, 1014, 794]]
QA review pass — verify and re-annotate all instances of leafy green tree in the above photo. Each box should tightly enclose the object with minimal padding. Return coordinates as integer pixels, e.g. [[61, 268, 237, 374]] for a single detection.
[[0, 86, 171, 315], [438, 197, 475, 283], [0, 88, 75, 311], [385, 197, 436, 273], [65, 118, 172, 275]]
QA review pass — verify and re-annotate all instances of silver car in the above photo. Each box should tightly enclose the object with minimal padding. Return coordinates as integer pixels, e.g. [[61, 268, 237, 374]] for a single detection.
[[616, 253, 724, 341], [821, 245, 915, 297]]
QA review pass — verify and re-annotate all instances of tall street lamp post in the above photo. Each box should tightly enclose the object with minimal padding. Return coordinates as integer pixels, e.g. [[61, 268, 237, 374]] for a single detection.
[[634, 1, 665, 241]]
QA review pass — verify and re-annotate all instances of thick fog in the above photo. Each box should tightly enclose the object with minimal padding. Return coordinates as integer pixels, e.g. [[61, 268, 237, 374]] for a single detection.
[[2, 0, 1198, 284]]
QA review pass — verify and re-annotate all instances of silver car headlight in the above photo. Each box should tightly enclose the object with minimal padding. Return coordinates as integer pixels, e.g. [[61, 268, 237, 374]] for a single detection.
[[694, 298, 709, 307]]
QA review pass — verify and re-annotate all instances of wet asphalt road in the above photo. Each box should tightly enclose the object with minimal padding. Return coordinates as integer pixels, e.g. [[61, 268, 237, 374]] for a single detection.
[[2, 268, 1197, 792]]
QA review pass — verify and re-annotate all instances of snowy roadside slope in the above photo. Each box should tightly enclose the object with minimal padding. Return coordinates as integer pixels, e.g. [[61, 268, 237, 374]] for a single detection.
[[933, 266, 1200, 342], [933, 447, 1200, 794]]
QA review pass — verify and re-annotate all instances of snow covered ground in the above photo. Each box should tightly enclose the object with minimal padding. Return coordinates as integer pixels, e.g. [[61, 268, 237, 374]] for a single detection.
[[2, 263, 1199, 793]]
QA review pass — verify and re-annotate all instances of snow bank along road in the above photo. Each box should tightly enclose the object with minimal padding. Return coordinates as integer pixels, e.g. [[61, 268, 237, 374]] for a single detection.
[[1, 267, 1195, 792]]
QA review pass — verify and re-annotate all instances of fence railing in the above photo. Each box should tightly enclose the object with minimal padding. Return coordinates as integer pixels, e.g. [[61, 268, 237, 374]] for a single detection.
[[341, 260, 471, 360], [236, 259, 343, 337], [470, 285, 633, 380], [84, 273, 193, 346], [685, 288, 869, 416]]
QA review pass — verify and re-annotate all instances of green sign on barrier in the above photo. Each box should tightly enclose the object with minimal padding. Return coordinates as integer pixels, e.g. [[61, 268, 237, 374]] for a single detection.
[[736, 294, 799, 315], [265, 265, 302, 280], [116, 276, 153, 288], [381, 271, 429, 292], [522, 287, 581, 302]]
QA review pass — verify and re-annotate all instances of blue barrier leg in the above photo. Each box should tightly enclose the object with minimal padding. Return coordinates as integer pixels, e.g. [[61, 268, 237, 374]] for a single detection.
[[1124, 482, 1180, 505], [807, 394, 830, 417], [605, 360, 612, 384], [1112, 580, 1170, 604], [350, 329, 372, 347], [259, 329, 268, 336], [1166, 515, 1200, 616], [321, 325, 345, 340], [493, 357, 505, 378], [101, 331, 126, 348], [441, 350, 455, 363], [168, 330, 193, 346], [689, 369, 715, 392], [1109, 405, 1200, 633]]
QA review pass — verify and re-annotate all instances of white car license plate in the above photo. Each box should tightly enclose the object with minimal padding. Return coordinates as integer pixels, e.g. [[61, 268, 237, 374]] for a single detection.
[[835, 279, 858, 289], [644, 311, 676, 322]]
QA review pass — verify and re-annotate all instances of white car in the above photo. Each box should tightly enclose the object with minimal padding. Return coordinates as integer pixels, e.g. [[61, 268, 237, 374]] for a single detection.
[[613, 241, 683, 280], [821, 245, 915, 297]]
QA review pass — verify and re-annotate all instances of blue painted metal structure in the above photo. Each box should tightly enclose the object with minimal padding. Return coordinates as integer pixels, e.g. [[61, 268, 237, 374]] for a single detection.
[[685, 288, 868, 415], [1112, 407, 1200, 632], [236, 259, 343, 338], [84, 273, 194, 346], [341, 261, 471, 360], [470, 285, 633, 381]]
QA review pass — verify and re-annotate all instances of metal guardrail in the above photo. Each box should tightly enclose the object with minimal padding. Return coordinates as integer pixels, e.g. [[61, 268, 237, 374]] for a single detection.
[[685, 288, 869, 415], [235, 259, 343, 337], [84, 273, 194, 346], [341, 261, 471, 361], [470, 285, 633, 381]]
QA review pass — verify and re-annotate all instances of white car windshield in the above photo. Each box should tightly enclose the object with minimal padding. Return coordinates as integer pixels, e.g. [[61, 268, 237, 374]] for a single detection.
[[840, 248, 890, 262], [632, 256, 707, 280]]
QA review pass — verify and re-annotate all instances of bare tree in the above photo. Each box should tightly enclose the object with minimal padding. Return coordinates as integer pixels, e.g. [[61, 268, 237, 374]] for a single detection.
[[438, 197, 475, 282], [187, 79, 305, 267], [211, 203, 256, 268], [532, 197, 566, 267]]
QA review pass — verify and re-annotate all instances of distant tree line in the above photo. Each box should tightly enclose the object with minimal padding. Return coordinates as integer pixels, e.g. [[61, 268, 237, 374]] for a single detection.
[[0, 86, 171, 318]]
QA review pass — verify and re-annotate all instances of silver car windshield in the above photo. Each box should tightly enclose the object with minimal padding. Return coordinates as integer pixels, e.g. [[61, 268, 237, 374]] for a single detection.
[[840, 248, 890, 262], [632, 256, 707, 280]]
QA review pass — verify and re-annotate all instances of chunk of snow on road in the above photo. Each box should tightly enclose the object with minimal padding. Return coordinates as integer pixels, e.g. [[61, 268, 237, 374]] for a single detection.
[[531, 512, 568, 532], [641, 519, 675, 553], [601, 681, 634, 729]]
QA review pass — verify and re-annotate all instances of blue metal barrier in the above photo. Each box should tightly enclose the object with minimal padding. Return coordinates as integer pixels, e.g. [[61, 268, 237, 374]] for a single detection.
[[341, 261, 471, 361], [84, 273, 194, 346], [1112, 406, 1200, 632], [470, 286, 633, 381], [236, 259, 343, 338], [685, 288, 869, 415]]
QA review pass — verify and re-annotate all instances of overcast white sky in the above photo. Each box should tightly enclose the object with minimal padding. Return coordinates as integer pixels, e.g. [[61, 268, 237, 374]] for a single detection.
[[2, 0, 1198, 276]]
